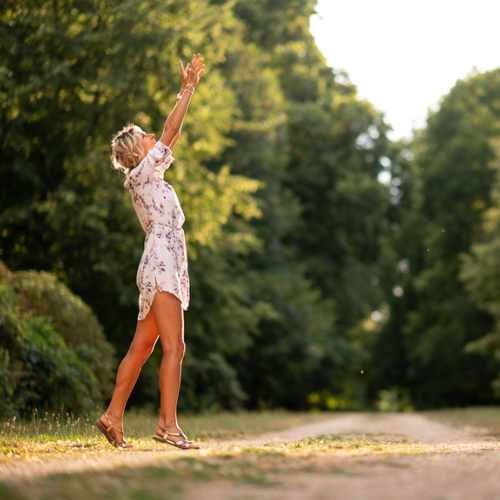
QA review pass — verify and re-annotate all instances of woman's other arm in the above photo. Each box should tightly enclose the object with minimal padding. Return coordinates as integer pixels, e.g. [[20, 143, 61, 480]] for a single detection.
[[168, 60, 189, 151], [160, 53, 205, 149]]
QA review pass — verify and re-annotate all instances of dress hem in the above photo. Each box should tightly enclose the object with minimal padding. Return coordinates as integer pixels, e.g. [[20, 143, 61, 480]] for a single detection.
[[137, 286, 188, 321]]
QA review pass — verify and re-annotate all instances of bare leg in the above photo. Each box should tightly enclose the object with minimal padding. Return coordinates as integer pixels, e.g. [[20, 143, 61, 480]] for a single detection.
[[151, 291, 198, 449], [98, 310, 159, 444], [151, 291, 184, 429]]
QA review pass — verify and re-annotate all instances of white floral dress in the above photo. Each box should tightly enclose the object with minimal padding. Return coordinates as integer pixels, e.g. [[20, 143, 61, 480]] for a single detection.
[[124, 141, 189, 320]]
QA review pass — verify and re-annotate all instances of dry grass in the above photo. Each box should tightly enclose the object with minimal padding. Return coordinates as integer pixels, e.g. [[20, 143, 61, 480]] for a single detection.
[[0, 409, 334, 462]]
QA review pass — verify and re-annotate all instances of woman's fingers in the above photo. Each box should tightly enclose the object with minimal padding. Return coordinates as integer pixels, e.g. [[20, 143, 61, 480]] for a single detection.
[[186, 54, 205, 85], [191, 53, 203, 68], [194, 61, 204, 74]]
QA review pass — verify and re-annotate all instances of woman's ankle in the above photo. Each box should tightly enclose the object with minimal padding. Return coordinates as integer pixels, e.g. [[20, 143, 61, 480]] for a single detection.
[[101, 411, 122, 425], [158, 420, 179, 432]]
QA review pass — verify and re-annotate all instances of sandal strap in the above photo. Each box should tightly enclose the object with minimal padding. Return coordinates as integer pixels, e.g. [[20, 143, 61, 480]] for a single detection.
[[165, 438, 193, 448], [154, 427, 199, 449], [103, 414, 124, 434], [157, 425, 185, 438], [173, 439, 189, 446]]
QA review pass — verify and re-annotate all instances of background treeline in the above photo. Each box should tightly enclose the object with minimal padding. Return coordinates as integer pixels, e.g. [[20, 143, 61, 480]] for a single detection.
[[1, 0, 500, 418]]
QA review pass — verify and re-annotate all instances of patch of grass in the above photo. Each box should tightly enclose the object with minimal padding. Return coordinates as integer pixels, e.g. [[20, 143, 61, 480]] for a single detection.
[[259, 435, 434, 457], [0, 409, 335, 462], [0, 409, 97, 442], [124, 407, 335, 441], [423, 407, 500, 436]]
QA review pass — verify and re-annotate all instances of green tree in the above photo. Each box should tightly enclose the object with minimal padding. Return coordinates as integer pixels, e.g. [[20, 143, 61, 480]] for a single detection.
[[370, 69, 500, 408], [461, 140, 500, 394], [232, 0, 394, 335], [216, 0, 394, 407]]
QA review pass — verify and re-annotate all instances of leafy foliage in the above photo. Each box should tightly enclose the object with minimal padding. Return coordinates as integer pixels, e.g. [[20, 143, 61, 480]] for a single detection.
[[461, 140, 500, 394], [370, 69, 500, 408], [0, 262, 115, 418]]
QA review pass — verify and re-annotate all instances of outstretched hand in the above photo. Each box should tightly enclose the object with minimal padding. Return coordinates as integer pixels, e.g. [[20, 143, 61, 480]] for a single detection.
[[186, 53, 205, 88]]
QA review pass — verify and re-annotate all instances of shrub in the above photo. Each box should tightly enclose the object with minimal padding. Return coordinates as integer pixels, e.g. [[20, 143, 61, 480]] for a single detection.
[[0, 262, 115, 418]]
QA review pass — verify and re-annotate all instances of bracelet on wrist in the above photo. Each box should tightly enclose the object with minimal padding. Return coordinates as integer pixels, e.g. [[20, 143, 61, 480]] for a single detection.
[[177, 86, 194, 101]]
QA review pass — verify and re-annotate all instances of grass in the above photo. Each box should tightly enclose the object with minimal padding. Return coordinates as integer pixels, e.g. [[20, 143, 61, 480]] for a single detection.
[[0, 408, 334, 461], [1, 410, 96, 441]]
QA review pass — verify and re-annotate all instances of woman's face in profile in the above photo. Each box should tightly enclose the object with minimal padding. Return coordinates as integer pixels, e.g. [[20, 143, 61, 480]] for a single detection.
[[135, 127, 156, 155]]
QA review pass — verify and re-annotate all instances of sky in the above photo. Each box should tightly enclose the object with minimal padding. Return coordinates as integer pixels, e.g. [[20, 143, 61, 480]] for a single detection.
[[310, 0, 500, 140]]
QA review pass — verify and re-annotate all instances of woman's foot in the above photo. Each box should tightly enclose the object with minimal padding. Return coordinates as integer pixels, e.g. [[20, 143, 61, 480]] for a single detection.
[[153, 424, 200, 450], [96, 414, 133, 449]]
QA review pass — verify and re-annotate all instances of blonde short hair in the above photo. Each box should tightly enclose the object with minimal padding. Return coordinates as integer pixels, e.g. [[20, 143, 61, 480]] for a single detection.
[[111, 123, 145, 176]]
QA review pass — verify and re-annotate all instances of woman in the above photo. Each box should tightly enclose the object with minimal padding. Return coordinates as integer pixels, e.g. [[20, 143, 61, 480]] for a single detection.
[[96, 54, 205, 450]]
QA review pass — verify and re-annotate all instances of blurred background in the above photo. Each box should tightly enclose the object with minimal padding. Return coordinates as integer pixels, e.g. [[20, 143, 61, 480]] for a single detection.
[[2, 0, 500, 419]]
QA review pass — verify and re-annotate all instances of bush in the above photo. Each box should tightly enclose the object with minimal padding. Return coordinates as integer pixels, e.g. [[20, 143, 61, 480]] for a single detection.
[[0, 262, 115, 419]]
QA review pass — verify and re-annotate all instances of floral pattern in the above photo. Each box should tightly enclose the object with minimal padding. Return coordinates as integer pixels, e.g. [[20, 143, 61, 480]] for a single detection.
[[125, 141, 189, 320]]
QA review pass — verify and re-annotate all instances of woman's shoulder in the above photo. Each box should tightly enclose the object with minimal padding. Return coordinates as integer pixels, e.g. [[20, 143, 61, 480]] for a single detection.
[[125, 141, 174, 187], [148, 141, 172, 164], [154, 140, 171, 155]]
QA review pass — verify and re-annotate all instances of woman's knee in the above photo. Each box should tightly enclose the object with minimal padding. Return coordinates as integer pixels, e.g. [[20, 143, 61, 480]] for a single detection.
[[129, 341, 156, 363], [162, 340, 186, 361]]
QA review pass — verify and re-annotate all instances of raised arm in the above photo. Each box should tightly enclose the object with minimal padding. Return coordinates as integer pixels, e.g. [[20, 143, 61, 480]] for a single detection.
[[160, 53, 205, 149], [167, 60, 190, 151]]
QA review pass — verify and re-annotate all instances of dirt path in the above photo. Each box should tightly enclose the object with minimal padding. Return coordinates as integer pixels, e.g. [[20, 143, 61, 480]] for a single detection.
[[197, 413, 500, 500], [198, 414, 500, 500], [2, 413, 500, 499], [233, 412, 474, 445]]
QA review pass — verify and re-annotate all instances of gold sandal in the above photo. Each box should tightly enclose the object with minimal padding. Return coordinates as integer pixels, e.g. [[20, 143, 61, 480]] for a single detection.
[[152, 425, 200, 450], [96, 414, 133, 449]]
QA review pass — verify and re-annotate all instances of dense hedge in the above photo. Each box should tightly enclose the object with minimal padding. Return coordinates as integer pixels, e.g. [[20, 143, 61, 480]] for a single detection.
[[0, 262, 115, 418]]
